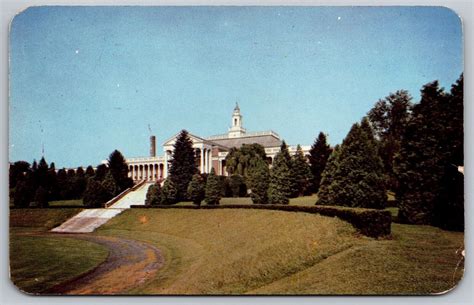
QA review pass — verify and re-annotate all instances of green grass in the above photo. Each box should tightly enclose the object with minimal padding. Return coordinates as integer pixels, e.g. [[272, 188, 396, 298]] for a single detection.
[[49, 199, 84, 207], [9, 208, 109, 294], [9, 208, 83, 231], [10, 234, 109, 294], [97, 209, 363, 294], [96, 209, 464, 295]]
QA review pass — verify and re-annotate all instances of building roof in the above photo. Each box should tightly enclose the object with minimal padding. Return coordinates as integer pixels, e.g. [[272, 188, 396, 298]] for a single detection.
[[209, 133, 282, 149]]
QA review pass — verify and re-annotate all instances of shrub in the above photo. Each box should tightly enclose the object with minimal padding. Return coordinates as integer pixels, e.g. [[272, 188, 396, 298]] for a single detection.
[[161, 179, 178, 205], [187, 174, 205, 206], [83, 179, 110, 208], [247, 159, 270, 204], [33, 186, 49, 208], [205, 169, 221, 205], [145, 182, 162, 206], [229, 174, 247, 197]]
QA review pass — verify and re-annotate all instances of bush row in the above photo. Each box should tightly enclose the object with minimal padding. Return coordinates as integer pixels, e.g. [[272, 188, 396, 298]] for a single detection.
[[131, 204, 391, 238]]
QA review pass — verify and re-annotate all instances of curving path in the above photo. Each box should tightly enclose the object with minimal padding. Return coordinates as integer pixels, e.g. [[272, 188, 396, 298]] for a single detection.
[[47, 234, 164, 295]]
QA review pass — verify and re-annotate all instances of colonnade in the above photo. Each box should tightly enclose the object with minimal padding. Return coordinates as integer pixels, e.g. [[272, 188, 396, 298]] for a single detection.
[[129, 163, 164, 181]]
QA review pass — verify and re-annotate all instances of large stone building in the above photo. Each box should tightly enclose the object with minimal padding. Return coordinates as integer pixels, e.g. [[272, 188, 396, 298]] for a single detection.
[[126, 104, 311, 182]]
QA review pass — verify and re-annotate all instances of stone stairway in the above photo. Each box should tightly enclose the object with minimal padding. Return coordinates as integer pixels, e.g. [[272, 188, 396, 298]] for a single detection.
[[51, 183, 152, 233]]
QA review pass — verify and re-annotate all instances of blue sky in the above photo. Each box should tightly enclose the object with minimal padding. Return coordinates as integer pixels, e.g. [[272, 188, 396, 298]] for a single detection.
[[9, 6, 463, 168]]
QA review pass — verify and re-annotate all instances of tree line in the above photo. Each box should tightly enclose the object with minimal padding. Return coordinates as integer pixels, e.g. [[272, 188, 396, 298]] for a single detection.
[[10, 150, 133, 208]]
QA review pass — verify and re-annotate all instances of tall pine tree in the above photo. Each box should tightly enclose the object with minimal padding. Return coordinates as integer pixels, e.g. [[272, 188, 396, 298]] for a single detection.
[[169, 130, 198, 201], [108, 150, 133, 192], [247, 157, 270, 204], [317, 145, 340, 205], [291, 145, 313, 196], [317, 119, 387, 209], [268, 141, 293, 204], [308, 132, 332, 193]]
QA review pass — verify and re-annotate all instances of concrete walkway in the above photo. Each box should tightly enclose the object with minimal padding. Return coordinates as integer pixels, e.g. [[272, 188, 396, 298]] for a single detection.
[[51, 183, 152, 233]]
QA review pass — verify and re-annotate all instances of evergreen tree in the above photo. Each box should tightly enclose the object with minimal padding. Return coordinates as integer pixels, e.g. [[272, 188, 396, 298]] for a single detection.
[[317, 145, 340, 205], [308, 132, 332, 193], [56, 168, 68, 199], [268, 142, 293, 204], [161, 179, 178, 205], [85, 165, 95, 178], [145, 182, 162, 206], [13, 179, 34, 208], [247, 158, 270, 204], [291, 145, 313, 196], [205, 168, 222, 205], [9, 161, 30, 189], [169, 130, 198, 201], [102, 171, 118, 199], [83, 179, 110, 208], [367, 90, 412, 190], [187, 174, 206, 206], [108, 150, 133, 192], [94, 164, 108, 181], [34, 186, 49, 208], [396, 76, 464, 228], [229, 174, 246, 197], [47, 164, 59, 201], [317, 120, 387, 209]]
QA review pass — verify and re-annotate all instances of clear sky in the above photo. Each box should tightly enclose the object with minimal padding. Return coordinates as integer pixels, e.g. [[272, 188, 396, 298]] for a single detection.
[[9, 6, 463, 168]]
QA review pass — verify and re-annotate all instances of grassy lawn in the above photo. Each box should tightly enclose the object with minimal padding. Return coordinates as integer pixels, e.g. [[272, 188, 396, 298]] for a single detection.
[[95, 208, 464, 295], [9, 208, 83, 231], [10, 234, 109, 294], [96, 209, 364, 294], [48, 199, 84, 207], [9, 208, 109, 294]]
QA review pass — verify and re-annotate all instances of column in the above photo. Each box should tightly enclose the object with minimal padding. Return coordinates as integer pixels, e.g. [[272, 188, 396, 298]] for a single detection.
[[200, 147, 204, 174], [164, 152, 169, 178], [208, 149, 212, 172]]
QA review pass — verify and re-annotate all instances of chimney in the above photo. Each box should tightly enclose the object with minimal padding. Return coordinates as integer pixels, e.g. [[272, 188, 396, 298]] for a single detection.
[[150, 135, 156, 157]]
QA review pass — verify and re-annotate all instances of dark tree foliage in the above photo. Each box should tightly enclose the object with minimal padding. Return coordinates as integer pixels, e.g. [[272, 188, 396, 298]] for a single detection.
[[367, 90, 412, 190], [102, 171, 118, 198], [161, 179, 179, 205], [83, 179, 110, 208], [395, 75, 464, 229], [169, 130, 198, 201], [268, 142, 293, 204], [205, 168, 222, 205], [145, 182, 162, 206], [94, 164, 109, 181], [85, 165, 95, 178], [291, 145, 313, 196], [229, 174, 247, 197], [47, 166, 59, 201], [34, 186, 49, 208], [308, 132, 332, 193], [220, 176, 233, 197], [317, 119, 387, 209], [56, 168, 69, 199], [9, 161, 30, 189], [317, 145, 340, 205], [13, 179, 35, 208], [225, 143, 267, 177], [187, 174, 206, 206], [247, 158, 270, 204], [108, 150, 133, 193]]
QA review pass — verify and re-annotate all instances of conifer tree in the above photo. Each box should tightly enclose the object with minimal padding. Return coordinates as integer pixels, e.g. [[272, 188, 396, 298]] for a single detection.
[[187, 174, 205, 206], [94, 164, 108, 181], [85, 165, 95, 178], [316, 145, 340, 205], [396, 76, 464, 229], [34, 186, 49, 208], [102, 171, 118, 199], [268, 142, 293, 204], [108, 150, 133, 192], [145, 182, 162, 206], [291, 145, 313, 196], [205, 168, 221, 205], [317, 119, 387, 209], [308, 132, 332, 193], [247, 158, 270, 204], [169, 130, 198, 201], [229, 174, 246, 197], [83, 179, 110, 208], [161, 179, 178, 205]]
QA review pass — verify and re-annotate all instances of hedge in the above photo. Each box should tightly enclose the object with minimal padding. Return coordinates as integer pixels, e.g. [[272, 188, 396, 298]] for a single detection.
[[130, 204, 391, 238]]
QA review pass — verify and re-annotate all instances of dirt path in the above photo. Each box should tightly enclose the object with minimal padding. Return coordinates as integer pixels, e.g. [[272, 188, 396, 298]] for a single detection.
[[46, 234, 164, 295]]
